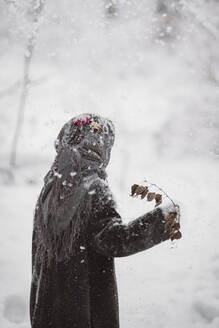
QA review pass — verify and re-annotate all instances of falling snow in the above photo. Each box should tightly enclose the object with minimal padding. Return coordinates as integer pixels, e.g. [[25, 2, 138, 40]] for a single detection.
[[1, 0, 219, 327]]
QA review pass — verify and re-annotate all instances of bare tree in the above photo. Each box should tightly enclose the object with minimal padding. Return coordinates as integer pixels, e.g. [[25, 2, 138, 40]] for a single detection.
[[10, 0, 45, 166], [105, 0, 118, 17], [156, 0, 181, 41]]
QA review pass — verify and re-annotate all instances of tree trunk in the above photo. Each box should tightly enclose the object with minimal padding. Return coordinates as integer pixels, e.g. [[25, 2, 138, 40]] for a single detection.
[[10, 0, 45, 166]]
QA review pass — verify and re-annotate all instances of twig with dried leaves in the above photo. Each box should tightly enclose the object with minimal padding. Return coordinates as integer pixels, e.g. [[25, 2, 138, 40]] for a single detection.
[[130, 180, 182, 241]]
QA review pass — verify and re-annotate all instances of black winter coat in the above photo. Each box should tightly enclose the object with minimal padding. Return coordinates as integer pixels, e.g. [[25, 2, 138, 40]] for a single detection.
[[30, 180, 167, 328]]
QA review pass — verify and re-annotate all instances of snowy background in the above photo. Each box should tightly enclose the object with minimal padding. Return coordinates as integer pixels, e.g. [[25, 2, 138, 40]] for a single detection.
[[1, 0, 219, 327]]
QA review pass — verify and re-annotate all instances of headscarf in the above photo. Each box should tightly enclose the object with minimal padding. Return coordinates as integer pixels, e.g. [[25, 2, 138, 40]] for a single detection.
[[34, 114, 115, 264]]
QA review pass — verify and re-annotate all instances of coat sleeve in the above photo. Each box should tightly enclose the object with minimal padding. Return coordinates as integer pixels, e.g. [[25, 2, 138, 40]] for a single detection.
[[91, 200, 168, 258]]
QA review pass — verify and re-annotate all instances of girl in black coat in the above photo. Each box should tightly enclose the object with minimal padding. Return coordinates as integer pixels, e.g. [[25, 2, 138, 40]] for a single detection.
[[30, 114, 178, 328]]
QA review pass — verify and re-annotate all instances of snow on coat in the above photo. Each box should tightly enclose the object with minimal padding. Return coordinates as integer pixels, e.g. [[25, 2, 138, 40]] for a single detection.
[[30, 114, 169, 328]]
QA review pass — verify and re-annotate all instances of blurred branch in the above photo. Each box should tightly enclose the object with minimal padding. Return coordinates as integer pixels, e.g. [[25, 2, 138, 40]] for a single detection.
[[0, 75, 50, 99], [0, 167, 14, 185], [181, 0, 219, 40], [156, 0, 182, 41], [10, 0, 46, 167], [105, 0, 118, 17], [3, 0, 18, 7]]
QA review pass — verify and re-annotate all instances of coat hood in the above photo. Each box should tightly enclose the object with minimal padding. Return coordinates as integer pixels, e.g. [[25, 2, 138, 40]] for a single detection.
[[54, 113, 115, 175]]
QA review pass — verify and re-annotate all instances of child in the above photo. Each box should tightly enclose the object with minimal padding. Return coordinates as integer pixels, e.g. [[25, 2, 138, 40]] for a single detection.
[[30, 114, 179, 328]]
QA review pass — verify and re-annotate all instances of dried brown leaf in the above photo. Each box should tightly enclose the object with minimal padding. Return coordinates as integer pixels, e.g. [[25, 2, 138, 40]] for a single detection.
[[170, 231, 182, 241], [165, 212, 177, 221], [135, 185, 146, 196], [164, 220, 174, 231], [141, 187, 148, 199], [173, 222, 180, 230], [155, 193, 162, 206], [131, 184, 139, 196], [147, 192, 156, 201]]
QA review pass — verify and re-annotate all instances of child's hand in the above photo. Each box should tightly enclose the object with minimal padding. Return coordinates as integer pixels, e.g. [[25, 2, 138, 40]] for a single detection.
[[130, 183, 182, 242]]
